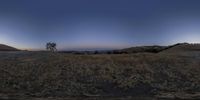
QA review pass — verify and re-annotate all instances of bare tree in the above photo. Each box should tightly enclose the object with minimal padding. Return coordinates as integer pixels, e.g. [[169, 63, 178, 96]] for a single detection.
[[46, 42, 57, 52]]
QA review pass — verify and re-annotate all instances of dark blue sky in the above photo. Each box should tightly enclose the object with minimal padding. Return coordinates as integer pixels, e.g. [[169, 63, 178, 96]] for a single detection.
[[0, 0, 200, 50]]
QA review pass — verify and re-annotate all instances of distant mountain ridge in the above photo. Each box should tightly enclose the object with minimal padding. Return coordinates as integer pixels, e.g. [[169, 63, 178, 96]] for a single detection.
[[0, 44, 19, 51], [1, 43, 199, 53], [160, 43, 200, 53], [121, 45, 167, 53], [59, 43, 200, 54], [120, 43, 200, 54]]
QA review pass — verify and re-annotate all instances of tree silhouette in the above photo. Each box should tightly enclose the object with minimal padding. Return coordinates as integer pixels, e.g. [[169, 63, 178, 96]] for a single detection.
[[46, 42, 57, 52]]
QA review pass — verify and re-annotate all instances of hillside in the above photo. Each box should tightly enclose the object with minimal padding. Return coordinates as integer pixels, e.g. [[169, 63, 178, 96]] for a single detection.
[[121, 43, 200, 54], [0, 44, 19, 51], [160, 43, 200, 54], [59, 46, 167, 54], [121, 46, 167, 53], [59, 43, 200, 54]]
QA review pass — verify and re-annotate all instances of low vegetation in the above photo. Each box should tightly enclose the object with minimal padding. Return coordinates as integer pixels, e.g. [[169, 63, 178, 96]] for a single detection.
[[0, 49, 200, 98]]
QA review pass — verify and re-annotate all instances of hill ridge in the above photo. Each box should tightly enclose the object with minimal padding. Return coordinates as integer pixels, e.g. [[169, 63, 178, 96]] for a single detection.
[[159, 43, 200, 53], [0, 44, 19, 51]]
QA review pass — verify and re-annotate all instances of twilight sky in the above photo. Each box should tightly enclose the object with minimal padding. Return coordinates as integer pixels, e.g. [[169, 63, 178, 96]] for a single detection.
[[0, 0, 200, 50]]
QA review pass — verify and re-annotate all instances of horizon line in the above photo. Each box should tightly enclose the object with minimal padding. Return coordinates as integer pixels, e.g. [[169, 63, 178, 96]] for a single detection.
[[9, 42, 200, 51]]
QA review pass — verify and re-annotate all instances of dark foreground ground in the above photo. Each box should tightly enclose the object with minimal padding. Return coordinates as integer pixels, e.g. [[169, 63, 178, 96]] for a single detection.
[[0, 50, 200, 99], [0, 95, 155, 100]]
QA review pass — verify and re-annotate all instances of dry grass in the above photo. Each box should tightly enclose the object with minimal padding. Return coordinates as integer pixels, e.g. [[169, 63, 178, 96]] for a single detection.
[[0, 51, 200, 97]]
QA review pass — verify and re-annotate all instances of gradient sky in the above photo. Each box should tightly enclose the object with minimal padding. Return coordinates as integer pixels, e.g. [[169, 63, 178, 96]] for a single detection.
[[0, 0, 200, 50]]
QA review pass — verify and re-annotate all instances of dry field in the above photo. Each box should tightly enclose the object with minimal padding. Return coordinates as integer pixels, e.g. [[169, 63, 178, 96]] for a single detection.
[[0, 50, 200, 99]]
